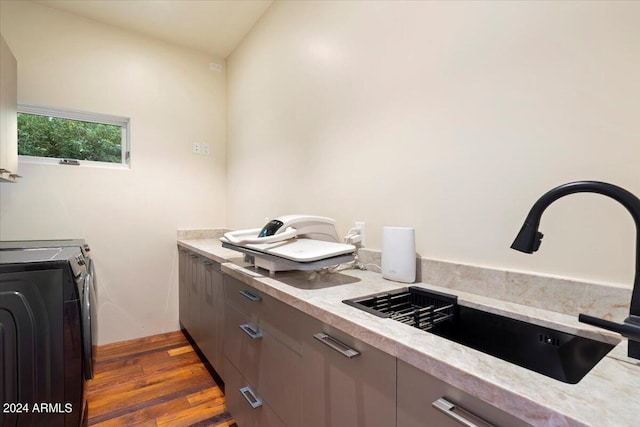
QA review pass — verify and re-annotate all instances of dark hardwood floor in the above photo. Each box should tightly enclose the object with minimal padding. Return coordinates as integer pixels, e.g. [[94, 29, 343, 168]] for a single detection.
[[87, 330, 236, 427]]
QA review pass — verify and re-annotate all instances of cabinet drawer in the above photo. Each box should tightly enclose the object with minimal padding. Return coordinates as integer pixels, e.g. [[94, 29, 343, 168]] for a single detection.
[[302, 316, 396, 427], [224, 275, 263, 321], [397, 360, 531, 427], [224, 357, 286, 427], [224, 303, 303, 426], [224, 275, 302, 353], [224, 302, 261, 382]]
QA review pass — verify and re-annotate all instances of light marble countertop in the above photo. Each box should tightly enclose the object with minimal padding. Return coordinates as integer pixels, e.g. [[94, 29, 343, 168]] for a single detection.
[[177, 238, 640, 427]]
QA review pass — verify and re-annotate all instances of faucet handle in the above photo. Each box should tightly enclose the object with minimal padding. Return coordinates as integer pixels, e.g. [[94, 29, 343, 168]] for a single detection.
[[578, 313, 640, 341]]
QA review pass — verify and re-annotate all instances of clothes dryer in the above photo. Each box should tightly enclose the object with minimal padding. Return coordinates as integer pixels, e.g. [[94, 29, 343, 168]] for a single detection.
[[0, 245, 95, 426]]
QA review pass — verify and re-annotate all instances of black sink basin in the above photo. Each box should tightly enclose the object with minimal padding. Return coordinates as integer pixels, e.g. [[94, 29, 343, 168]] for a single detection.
[[343, 287, 616, 384]]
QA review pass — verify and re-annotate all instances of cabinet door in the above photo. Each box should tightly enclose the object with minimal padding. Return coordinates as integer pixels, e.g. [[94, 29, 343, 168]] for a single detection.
[[178, 248, 190, 330], [188, 253, 202, 341], [212, 265, 225, 377], [199, 259, 215, 362], [397, 360, 531, 427], [200, 260, 224, 376], [0, 35, 18, 182], [302, 317, 396, 427]]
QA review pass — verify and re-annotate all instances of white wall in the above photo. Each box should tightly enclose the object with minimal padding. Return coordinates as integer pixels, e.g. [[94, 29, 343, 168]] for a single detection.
[[227, 1, 640, 288], [1, 1, 638, 345], [0, 1, 226, 344]]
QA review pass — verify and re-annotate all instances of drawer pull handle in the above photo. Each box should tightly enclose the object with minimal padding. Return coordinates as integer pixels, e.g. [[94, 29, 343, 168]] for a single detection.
[[240, 386, 263, 409], [313, 333, 360, 358], [239, 289, 262, 302], [240, 323, 262, 339], [432, 398, 494, 427]]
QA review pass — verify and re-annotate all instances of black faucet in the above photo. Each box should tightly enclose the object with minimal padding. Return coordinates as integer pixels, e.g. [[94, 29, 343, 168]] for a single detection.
[[511, 180, 640, 360]]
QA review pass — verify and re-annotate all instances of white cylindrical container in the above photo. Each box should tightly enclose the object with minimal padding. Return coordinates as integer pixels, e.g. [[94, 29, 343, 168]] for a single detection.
[[381, 227, 416, 283]]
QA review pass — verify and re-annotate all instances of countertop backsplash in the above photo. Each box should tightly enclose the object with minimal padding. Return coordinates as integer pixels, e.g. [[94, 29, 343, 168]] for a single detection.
[[177, 228, 229, 240], [342, 247, 629, 323]]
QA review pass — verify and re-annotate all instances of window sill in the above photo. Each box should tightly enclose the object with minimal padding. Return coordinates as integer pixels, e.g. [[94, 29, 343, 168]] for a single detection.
[[19, 155, 130, 170]]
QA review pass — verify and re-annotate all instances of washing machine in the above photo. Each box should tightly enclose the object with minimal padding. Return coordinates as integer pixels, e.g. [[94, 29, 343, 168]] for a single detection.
[[0, 242, 97, 426]]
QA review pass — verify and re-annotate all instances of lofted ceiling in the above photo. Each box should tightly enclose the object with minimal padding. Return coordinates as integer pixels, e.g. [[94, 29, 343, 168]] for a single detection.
[[34, 0, 274, 58]]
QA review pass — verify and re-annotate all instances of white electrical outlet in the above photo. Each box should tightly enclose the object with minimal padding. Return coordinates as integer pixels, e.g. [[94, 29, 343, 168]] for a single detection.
[[210, 62, 223, 72], [203, 143, 210, 155], [192, 143, 201, 154], [354, 221, 366, 246]]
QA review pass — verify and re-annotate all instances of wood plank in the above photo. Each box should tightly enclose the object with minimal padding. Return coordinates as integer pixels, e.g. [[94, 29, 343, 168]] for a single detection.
[[141, 349, 203, 374], [187, 388, 224, 406], [95, 331, 187, 360], [89, 348, 204, 394], [90, 394, 192, 426], [90, 358, 144, 384], [89, 364, 214, 415], [156, 397, 228, 427], [87, 330, 235, 427], [168, 344, 195, 356]]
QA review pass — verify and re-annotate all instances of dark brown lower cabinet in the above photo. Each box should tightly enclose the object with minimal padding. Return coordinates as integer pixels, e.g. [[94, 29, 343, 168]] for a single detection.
[[177, 247, 225, 380], [199, 259, 225, 378]]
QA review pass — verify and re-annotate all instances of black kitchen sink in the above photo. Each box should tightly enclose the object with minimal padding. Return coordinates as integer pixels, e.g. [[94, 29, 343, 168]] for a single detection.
[[343, 286, 616, 384]]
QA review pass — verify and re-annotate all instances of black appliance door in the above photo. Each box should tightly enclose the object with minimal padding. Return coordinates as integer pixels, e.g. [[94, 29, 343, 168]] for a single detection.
[[0, 269, 65, 427], [88, 258, 98, 364], [81, 272, 96, 380]]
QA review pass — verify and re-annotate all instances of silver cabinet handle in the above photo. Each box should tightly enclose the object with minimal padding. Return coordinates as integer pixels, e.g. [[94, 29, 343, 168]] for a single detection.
[[240, 386, 263, 409], [432, 398, 494, 427], [239, 323, 262, 339], [313, 333, 360, 358], [239, 289, 262, 302]]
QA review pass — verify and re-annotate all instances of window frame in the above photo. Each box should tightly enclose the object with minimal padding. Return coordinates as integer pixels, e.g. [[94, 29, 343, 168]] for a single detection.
[[17, 104, 131, 169]]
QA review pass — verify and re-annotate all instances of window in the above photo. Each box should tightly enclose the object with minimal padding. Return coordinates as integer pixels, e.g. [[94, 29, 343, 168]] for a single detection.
[[17, 104, 130, 167]]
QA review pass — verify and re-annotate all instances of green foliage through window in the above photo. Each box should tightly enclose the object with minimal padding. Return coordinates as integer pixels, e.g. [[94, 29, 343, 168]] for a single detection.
[[18, 113, 123, 163], [16, 105, 130, 166]]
